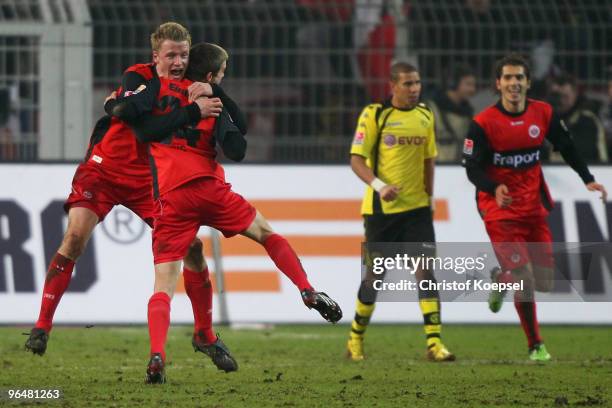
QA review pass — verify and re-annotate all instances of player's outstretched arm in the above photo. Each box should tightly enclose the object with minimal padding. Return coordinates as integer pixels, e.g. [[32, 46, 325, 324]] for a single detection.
[[546, 112, 606, 200], [586, 182, 608, 201]]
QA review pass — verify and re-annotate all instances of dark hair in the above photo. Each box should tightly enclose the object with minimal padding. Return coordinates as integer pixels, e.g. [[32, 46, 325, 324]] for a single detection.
[[390, 61, 418, 82], [185, 42, 228, 82], [494, 53, 531, 80], [443, 63, 475, 90], [551, 72, 578, 89]]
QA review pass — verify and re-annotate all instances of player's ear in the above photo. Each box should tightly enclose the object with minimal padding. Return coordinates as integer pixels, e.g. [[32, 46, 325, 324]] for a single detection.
[[495, 79, 501, 92], [206, 72, 213, 83], [152, 51, 159, 64]]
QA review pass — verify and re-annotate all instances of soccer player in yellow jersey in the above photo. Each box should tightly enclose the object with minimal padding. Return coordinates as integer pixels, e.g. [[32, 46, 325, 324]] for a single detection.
[[347, 62, 455, 362]]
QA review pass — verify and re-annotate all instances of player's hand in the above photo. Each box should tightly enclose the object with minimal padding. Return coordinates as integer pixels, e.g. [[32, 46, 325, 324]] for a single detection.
[[188, 82, 213, 102], [586, 182, 608, 201], [495, 184, 512, 208], [195, 97, 223, 118], [104, 91, 117, 105], [380, 185, 400, 202]]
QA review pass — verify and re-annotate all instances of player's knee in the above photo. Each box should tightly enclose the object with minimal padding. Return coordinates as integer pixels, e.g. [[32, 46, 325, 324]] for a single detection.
[[247, 212, 275, 243], [185, 239, 207, 271], [358, 280, 379, 304], [61, 230, 89, 259], [533, 266, 554, 292], [415, 268, 435, 282], [512, 266, 535, 294], [535, 281, 555, 292], [535, 277, 554, 292]]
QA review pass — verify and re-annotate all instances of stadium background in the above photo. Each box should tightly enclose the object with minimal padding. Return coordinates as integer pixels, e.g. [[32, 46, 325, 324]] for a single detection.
[[1, 0, 611, 325]]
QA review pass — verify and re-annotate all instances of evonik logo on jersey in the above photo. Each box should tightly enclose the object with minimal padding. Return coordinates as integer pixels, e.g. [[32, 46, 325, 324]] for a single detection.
[[383, 135, 427, 147], [492, 149, 540, 168]]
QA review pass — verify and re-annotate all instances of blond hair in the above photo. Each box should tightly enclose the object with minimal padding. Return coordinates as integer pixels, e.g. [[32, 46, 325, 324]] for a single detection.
[[150, 22, 191, 51]]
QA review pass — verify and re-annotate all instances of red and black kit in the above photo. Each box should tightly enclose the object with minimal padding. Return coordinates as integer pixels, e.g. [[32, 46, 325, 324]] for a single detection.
[[463, 98, 594, 270]]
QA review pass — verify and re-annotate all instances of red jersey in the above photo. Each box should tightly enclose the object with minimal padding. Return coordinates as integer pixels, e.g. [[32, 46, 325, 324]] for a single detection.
[[84, 63, 156, 178], [148, 77, 224, 197], [462, 99, 593, 222]]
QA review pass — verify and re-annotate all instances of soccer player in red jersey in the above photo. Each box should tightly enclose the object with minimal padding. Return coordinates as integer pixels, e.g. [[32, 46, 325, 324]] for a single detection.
[[462, 54, 607, 361], [110, 43, 343, 382], [24, 23, 221, 362]]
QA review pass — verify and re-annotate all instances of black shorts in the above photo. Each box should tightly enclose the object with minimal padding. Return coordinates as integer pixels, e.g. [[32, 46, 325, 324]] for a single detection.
[[362, 206, 436, 284], [364, 206, 436, 243]]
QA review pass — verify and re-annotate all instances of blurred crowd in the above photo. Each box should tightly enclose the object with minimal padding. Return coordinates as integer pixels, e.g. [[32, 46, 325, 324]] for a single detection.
[[1, 0, 611, 163], [295, 0, 612, 164]]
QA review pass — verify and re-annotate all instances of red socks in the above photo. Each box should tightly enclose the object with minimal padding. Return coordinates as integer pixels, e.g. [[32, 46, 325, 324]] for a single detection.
[[35, 253, 75, 333], [147, 292, 171, 361], [263, 234, 313, 292], [514, 298, 542, 349], [183, 267, 216, 344]]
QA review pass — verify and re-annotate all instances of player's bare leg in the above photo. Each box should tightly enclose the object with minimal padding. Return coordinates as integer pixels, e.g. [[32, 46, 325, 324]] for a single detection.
[[511, 264, 551, 361], [25, 207, 99, 356], [415, 268, 455, 362], [533, 265, 554, 293], [183, 238, 205, 273], [242, 210, 343, 323]]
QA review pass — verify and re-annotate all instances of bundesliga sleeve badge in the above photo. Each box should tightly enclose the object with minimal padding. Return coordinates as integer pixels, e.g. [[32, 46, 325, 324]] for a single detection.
[[463, 138, 474, 155], [353, 131, 365, 145]]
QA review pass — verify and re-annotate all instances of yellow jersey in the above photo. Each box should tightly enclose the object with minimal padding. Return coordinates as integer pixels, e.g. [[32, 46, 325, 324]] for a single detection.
[[350, 101, 437, 215]]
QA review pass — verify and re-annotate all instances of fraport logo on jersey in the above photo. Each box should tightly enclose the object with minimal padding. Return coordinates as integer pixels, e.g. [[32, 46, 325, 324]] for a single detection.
[[383, 135, 427, 147], [493, 150, 540, 168], [353, 131, 365, 145], [463, 139, 474, 155], [528, 124, 541, 138]]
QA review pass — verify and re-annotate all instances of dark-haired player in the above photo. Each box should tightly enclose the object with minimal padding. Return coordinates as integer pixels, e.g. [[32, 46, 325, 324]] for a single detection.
[[462, 54, 607, 361], [347, 62, 455, 362]]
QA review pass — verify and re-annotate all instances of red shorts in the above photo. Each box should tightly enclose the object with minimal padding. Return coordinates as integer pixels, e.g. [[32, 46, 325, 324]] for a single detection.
[[64, 163, 155, 227], [485, 217, 554, 272], [152, 177, 257, 264]]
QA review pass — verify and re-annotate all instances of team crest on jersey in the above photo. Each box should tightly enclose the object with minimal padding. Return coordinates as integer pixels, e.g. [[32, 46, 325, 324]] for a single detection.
[[353, 131, 365, 145], [528, 125, 540, 138], [463, 139, 474, 155]]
